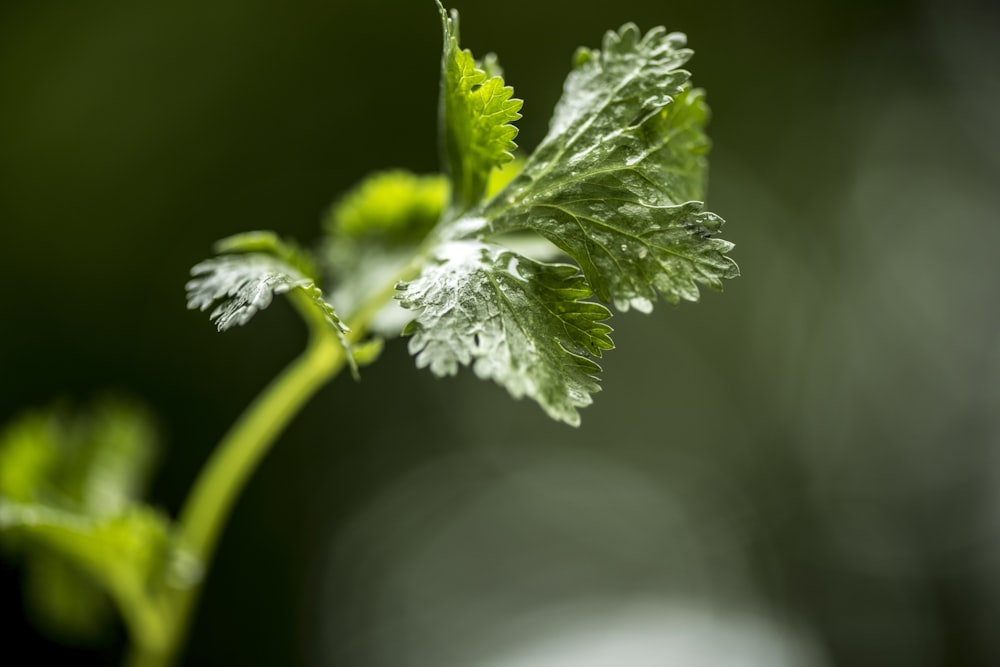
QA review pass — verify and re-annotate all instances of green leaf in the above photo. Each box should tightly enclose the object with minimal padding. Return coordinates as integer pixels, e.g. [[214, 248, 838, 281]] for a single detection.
[[476, 28, 739, 312], [24, 550, 110, 641], [398, 241, 613, 425], [0, 503, 171, 591], [1, 500, 174, 643], [187, 253, 325, 331], [0, 410, 59, 504], [438, 1, 523, 212], [214, 230, 319, 281], [350, 338, 385, 367], [0, 401, 173, 643], [396, 18, 736, 423], [325, 170, 448, 244], [187, 232, 355, 373], [0, 399, 158, 511], [322, 171, 448, 336], [486, 156, 524, 198]]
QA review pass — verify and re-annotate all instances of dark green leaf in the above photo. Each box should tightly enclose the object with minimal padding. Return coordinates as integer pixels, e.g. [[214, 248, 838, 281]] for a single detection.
[[477, 29, 738, 312]]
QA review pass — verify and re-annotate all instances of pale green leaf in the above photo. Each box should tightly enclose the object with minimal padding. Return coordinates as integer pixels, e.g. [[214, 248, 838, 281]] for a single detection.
[[398, 241, 613, 425], [0, 411, 59, 504], [350, 338, 385, 367], [322, 171, 448, 336], [438, 1, 522, 212], [0, 401, 172, 642], [0, 399, 157, 511], [324, 170, 447, 243], [0, 502, 172, 594], [1, 500, 174, 642]]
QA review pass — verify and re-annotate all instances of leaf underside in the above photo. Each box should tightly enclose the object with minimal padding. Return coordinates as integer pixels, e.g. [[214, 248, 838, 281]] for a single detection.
[[399, 241, 613, 425], [187, 232, 354, 371], [187, 254, 323, 331]]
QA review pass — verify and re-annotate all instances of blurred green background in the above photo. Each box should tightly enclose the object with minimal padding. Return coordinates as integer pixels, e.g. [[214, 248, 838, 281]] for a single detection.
[[2, 0, 999, 665]]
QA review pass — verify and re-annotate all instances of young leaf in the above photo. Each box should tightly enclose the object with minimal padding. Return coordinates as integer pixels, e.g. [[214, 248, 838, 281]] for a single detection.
[[398, 241, 613, 425], [187, 253, 329, 331], [322, 171, 448, 336], [187, 232, 356, 374], [214, 230, 320, 281], [325, 170, 448, 244], [437, 1, 523, 212]]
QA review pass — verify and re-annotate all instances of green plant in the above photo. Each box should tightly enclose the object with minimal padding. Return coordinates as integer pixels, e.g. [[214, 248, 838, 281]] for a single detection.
[[0, 4, 736, 665]]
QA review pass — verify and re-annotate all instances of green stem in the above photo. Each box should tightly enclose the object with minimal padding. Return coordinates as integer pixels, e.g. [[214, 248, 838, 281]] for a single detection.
[[177, 330, 345, 563], [126, 252, 427, 667], [127, 320, 348, 667]]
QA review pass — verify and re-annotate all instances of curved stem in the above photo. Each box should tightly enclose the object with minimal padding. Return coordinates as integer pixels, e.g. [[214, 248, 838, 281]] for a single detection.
[[126, 249, 429, 667], [127, 323, 347, 667], [177, 333, 344, 563]]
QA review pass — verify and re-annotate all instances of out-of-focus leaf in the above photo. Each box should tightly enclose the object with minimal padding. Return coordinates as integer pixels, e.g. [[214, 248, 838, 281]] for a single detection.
[[325, 170, 448, 244], [0, 400, 173, 643], [322, 171, 449, 336]]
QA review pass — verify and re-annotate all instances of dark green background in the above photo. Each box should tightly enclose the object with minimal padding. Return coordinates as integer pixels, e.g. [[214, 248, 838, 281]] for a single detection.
[[3, 0, 999, 665]]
